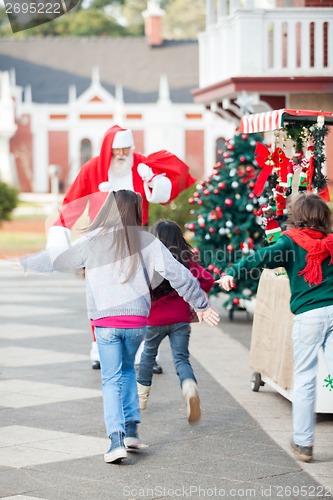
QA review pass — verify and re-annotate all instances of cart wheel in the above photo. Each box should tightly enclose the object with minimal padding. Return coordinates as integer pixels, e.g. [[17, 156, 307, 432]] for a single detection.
[[251, 372, 262, 392]]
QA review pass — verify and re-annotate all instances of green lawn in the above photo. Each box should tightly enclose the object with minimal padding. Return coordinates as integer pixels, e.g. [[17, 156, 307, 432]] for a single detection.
[[0, 232, 46, 255]]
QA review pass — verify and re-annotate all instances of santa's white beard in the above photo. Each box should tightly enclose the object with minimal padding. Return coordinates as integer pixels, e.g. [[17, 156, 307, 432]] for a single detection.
[[111, 151, 134, 177]]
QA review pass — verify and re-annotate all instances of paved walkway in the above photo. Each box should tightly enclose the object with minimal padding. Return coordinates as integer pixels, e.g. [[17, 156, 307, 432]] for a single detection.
[[0, 260, 332, 500]]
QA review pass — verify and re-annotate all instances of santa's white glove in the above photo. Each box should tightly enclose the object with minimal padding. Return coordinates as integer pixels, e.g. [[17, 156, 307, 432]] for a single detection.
[[137, 163, 154, 184], [46, 226, 72, 263], [138, 163, 172, 204]]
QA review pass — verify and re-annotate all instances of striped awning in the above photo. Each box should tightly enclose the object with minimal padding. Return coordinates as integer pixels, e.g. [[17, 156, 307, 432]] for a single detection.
[[239, 109, 333, 134]]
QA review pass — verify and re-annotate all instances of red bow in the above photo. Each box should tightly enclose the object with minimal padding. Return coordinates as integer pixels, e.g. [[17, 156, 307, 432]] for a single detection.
[[253, 143, 289, 196]]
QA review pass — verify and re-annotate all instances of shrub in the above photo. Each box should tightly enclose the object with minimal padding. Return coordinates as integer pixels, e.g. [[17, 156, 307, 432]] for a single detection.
[[148, 185, 196, 230], [0, 181, 18, 222]]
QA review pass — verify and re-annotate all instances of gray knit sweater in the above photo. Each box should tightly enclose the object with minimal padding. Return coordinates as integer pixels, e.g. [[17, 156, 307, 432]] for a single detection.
[[21, 230, 209, 320]]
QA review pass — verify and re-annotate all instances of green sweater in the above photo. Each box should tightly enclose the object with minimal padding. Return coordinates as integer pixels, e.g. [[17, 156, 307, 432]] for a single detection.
[[228, 234, 333, 315]]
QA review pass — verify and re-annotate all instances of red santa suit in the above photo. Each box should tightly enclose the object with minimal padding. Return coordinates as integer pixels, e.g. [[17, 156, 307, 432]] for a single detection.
[[49, 125, 195, 238]]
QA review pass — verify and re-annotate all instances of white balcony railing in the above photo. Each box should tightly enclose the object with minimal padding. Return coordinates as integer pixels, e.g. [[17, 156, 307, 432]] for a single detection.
[[199, 6, 333, 88]]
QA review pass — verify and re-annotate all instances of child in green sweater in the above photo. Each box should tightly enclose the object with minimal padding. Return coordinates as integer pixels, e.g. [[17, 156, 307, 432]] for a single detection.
[[216, 192, 333, 463]]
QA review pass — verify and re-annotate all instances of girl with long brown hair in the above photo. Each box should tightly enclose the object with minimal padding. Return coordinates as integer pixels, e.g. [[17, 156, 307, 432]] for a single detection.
[[23, 190, 220, 464]]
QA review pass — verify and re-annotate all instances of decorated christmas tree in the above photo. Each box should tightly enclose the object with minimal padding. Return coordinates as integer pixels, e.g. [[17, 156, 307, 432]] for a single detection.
[[186, 132, 267, 317]]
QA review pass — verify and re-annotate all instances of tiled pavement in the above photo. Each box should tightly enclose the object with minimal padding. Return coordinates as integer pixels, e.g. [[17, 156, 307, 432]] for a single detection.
[[0, 260, 332, 500]]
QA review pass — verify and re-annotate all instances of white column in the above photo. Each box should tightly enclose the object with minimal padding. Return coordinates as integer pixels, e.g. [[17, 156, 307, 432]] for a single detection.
[[314, 20, 324, 71], [287, 21, 297, 71], [301, 20, 310, 71], [0, 72, 17, 184], [217, 0, 228, 18], [273, 20, 283, 71], [230, 0, 241, 15], [206, 0, 215, 28]]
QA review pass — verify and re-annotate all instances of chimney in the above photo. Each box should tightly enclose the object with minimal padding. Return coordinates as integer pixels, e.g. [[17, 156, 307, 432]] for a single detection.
[[143, 0, 165, 47]]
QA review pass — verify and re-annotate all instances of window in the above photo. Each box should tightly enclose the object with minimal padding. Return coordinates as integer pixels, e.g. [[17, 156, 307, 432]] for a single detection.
[[80, 139, 92, 166], [216, 137, 226, 164]]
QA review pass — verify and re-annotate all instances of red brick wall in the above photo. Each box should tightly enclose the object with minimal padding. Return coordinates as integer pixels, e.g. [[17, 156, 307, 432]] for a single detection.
[[260, 95, 286, 111], [276, 0, 333, 5], [185, 130, 204, 180], [305, 0, 333, 5], [10, 116, 33, 192], [48, 131, 69, 193], [132, 130, 144, 154]]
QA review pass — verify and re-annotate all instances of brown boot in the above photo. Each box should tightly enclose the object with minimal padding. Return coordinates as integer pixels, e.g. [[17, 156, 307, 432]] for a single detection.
[[182, 379, 201, 424], [137, 383, 151, 410]]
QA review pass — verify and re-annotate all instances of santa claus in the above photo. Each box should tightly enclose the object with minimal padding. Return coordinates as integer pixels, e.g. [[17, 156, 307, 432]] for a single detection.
[[47, 124, 196, 369]]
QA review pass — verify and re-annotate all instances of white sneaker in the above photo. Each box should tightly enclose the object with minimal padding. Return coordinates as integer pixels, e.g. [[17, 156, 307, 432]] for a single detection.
[[182, 379, 201, 424]]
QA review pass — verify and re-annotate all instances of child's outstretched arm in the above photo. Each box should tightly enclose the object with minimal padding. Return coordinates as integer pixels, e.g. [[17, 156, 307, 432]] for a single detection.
[[215, 275, 234, 292], [196, 307, 220, 326]]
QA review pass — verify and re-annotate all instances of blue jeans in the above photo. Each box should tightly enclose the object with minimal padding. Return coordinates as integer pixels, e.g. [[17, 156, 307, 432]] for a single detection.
[[95, 326, 145, 437], [137, 322, 196, 388], [292, 305, 333, 447]]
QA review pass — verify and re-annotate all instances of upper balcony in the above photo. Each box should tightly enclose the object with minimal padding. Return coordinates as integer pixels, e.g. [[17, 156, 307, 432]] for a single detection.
[[199, 0, 333, 89]]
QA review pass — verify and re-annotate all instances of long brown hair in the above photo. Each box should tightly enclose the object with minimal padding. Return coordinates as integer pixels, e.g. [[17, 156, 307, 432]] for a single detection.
[[150, 219, 194, 300], [82, 190, 143, 281], [287, 192, 332, 235]]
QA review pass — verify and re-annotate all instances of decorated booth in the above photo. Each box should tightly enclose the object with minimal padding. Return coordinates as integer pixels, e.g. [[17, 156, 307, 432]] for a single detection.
[[239, 109, 333, 413]]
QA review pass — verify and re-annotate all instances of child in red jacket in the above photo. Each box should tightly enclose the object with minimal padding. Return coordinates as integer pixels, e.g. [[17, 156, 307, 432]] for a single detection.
[[137, 220, 215, 423]]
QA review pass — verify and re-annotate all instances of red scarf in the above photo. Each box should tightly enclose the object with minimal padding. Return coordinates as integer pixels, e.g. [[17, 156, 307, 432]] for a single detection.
[[284, 228, 333, 286]]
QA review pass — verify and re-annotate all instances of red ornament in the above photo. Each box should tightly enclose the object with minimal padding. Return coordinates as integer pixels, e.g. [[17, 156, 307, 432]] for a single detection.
[[242, 134, 248, 140], [218, 182, 226, 189], [200, 180, 206, 186], [203, 189, 210, 196], [225, 198, 233, 207], [240, 156, 246, 163], [248, 193, 255, 199], [248, 182, 255, 189], [213, 189, 219, 194], [213, 267, 220, 274], [227, 144, 234, 151], [248, 238, 254, 249], [187, 223, 195, 231], [233, 298, 240, 306], [188, 198, 195, 204], [208, 264, 214, 271], [226, 244, 234, 252], [193, 192, 200, 198], [209, 227, 215, 233], [223, 152, 230, 159], [246, 166, 253, 173], [197, 199, 203, 205], [217, 149, 223, 154]]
